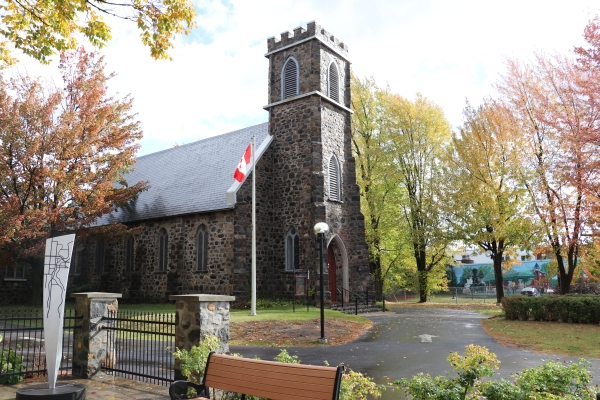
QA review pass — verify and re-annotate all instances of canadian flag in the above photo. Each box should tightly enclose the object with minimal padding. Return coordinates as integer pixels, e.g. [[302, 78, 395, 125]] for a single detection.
[[234, 144, 252, 182]]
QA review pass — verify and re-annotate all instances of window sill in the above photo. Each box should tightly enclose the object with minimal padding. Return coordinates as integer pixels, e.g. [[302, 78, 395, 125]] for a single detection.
[[327, 199, 343, 204], [4, 278, 26, 282]]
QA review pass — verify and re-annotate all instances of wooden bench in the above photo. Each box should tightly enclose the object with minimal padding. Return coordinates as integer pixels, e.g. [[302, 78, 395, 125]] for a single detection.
[[169, 351, 344, 400]]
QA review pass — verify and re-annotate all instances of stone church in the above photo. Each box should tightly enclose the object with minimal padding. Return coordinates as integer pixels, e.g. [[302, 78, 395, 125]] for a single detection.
[[9, 21, 373, 304]]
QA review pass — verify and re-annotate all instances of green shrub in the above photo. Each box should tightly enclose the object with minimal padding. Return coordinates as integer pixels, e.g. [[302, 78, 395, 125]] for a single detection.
[[480, 359, 595, 399], [0, 348, 24, 384], [394, 345, 596, 400], [172, 335, 220, 384], [502, 294, 600, 323], [231, 298, 292, 310], [394, 345, 499, 400], [339, 368, 384, 400]]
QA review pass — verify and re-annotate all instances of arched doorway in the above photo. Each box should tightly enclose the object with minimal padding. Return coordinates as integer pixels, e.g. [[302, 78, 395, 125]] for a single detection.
[[327, 235, 349, 303]]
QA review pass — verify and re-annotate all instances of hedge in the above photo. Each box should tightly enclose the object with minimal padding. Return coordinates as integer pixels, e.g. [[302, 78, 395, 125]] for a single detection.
[[501, 294, 600, 324]]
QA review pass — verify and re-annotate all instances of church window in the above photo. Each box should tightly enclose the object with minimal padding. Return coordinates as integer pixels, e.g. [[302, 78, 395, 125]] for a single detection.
[[328, 62, 340, 102], [328, 154, 342, 201], [158, 229, 168, 271], [282, 57, 299, 100], [196, 225, 209, 272], [70, 246, 83, 275], [285, 228, 300, 272], [95, 240, 105, 274], [5, 261, 27, 280], [125, 236, 134, 273]]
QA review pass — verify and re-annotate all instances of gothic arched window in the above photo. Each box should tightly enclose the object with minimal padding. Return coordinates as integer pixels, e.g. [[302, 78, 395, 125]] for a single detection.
[[281, 57, 299, 100], [158, 229, 168, 271], [125, 236, 134, 273], [196, 225, 209, 272], [328, 154, 342, 201], [328, 62, 340, 102], [285, 228, 300, 272], [95, 240, 105, 274]]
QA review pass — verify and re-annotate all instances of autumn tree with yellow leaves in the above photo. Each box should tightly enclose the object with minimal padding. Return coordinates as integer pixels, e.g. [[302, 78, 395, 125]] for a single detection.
[[0, 0, 196, 66]]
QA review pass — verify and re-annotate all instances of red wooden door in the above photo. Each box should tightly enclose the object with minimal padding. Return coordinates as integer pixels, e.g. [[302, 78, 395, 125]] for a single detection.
[[328, 246, 337, 302]]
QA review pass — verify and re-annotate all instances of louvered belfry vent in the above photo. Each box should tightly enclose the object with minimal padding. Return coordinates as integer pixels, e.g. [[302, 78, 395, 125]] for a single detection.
[[329, 155, 341, 201], [328, 62, 339, 102], [282, 58, 298, 99]]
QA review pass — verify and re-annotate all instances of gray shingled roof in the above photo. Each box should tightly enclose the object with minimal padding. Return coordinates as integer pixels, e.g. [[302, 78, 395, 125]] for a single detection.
[[99, 123, 269, 225]]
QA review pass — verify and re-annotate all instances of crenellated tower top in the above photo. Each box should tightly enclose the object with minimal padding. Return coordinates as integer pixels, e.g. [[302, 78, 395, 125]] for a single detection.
[[266, 21, 348, 57]]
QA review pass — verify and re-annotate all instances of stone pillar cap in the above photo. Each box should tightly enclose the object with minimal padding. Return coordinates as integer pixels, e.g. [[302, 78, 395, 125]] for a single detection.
[[169, 294, 236, 302], [71, 292, 123, 299]]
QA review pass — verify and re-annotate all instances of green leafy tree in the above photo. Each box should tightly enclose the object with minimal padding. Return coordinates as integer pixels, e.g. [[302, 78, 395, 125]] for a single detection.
[[351, 76, 412, 299], [0, 0, 196, 66], [383, 93, 453, 302], [444, 101, 536, 303]]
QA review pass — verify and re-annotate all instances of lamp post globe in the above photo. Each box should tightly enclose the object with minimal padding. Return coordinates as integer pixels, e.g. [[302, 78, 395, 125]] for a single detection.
[[313, 222, 329, 343]]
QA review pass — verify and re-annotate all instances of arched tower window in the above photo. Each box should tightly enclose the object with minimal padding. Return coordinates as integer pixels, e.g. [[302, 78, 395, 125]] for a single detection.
[[158, 229, 168, 271], [328, 154, 342, 201], [328, 62, 340, 102], [125, 236, 134, 273], [196, 225, 209, 272], [281, 57, 299, 100], [285, 228, 300, 272]]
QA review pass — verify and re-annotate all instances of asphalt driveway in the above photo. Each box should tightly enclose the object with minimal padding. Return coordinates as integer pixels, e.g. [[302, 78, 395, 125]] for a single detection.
[[230, 308, 600, 399]]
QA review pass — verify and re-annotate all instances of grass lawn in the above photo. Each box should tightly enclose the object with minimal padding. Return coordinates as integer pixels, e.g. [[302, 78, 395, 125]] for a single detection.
[[481, 317, 600, 359], [230, 305, 367, 323], [387, 300, 504, 317]]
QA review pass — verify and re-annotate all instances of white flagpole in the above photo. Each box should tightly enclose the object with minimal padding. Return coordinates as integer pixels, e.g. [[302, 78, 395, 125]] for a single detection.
[[250, 135, 257, 316]]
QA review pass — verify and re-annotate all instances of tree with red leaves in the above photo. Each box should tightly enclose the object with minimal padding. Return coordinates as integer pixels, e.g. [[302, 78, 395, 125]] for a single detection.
[[0, 47, 146, 265]]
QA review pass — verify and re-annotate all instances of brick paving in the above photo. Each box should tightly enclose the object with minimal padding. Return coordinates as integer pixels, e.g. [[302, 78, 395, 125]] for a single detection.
[[0, 373, 170, 400]]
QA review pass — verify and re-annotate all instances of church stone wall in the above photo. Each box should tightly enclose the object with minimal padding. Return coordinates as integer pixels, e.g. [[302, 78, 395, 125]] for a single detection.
[[72, 211, 236, 302]]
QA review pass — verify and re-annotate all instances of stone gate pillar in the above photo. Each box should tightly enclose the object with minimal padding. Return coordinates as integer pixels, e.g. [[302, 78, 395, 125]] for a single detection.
[[169, 294, 235, 380], [71, 292, 122, 378]]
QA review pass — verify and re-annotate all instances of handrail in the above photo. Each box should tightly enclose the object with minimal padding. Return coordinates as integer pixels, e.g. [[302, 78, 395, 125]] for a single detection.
[[336, 286, 385, 314]]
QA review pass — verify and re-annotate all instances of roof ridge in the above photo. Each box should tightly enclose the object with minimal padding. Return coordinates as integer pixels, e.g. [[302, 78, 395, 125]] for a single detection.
[[137, 121, 269, 160]]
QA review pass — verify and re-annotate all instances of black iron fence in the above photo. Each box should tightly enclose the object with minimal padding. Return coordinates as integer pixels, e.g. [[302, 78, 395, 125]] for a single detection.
[[102, 310, 175, 386], [0, 308, 80, 383]]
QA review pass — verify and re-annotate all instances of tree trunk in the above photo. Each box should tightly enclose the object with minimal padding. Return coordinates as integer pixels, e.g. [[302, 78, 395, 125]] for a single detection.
[[415, 248, 428, 303], [418, 271, 428, 303], [492, 254, 505, 304], [554, 249, 571, 294], [369, 258, 384, 302]]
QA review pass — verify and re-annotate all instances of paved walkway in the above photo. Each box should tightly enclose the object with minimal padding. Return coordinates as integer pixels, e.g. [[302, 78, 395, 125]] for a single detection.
[[0, 373, 170, 400]]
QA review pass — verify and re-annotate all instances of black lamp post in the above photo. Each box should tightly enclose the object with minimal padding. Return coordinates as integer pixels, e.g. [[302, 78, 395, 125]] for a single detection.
[[314, 222, 329, 344]]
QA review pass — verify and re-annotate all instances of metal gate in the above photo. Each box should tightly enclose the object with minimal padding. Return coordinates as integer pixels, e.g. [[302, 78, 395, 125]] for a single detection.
[[102, 310, 175, 386], [0, 308, 80, 383]]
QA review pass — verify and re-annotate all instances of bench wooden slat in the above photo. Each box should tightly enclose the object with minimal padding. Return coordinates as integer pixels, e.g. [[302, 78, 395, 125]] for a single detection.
[[203, 380, 334, 400], [206, 371, 336, 397]]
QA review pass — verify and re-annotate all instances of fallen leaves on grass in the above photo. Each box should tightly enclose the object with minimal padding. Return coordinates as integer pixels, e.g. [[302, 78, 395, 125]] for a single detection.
[[230, 318, 372, 347]]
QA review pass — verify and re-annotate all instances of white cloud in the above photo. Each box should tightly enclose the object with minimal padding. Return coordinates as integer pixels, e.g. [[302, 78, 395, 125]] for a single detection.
[[7, 0, 600, 154]]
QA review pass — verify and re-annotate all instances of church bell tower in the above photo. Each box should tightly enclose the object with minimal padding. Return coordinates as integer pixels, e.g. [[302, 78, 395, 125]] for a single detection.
[[262, 22, 370, 302]]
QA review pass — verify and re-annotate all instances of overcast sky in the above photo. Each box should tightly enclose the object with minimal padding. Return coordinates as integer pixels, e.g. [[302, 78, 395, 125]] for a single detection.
[[10, 0, 600, 156]]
